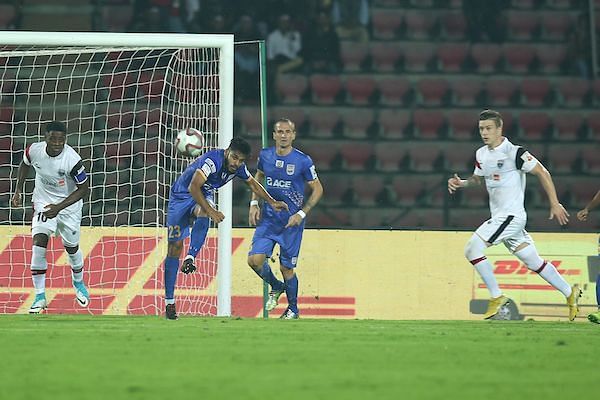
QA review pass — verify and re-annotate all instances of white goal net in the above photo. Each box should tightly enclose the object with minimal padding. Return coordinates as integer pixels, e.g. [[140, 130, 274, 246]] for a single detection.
[[0, 32, 234, 316]]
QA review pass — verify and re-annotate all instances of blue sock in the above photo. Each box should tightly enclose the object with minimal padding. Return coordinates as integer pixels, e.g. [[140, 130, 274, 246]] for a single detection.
[[164, 256, 179, 300], [256, 262, 285, 291], [284, 274, 298, 313], [596, 273, 600, 309], [188, 217, 209, 258]]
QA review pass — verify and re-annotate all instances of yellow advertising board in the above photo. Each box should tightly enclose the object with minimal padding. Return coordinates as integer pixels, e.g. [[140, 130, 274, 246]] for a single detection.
[[0, 226, 597, 320]]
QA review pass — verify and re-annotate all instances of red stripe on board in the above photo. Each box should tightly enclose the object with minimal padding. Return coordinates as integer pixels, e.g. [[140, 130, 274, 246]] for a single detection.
[[142, 237, 244, 290], [478, 283, 558, 290], [0, 292, 29, 313], [128, 295, 217, 316], [47, 294, 115, 315]]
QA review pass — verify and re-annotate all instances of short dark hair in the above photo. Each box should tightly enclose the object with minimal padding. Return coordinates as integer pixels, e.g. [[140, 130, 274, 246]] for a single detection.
[[479, 109, 503, 128], [229, 137, 251, 156], [273, 118, 296, 132], [45, 121, 67, 134]]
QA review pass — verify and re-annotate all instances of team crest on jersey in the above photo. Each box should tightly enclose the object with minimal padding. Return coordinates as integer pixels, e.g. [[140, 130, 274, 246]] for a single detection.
[[493, 174, 500, 181], [275, 160, 284, 168], [497, 160, 504, 169], [286, 164, 295, 175]]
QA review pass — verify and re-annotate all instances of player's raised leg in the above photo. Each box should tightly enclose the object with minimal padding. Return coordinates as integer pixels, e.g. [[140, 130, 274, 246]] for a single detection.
[[513, 242, 580, 320], [29, 233, 49, 314], [464, 234, 507, 319], [181, 214, 209, 275]]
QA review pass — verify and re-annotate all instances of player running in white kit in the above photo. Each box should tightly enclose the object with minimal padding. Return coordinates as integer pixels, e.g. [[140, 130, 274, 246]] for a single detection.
[[448, 110, 580, 321], [11, 121, 90, 313]]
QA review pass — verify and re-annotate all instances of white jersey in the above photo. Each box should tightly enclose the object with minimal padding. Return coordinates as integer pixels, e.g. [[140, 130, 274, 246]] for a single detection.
[[473, 137, 538, 220], [23, 142, 87, 213]]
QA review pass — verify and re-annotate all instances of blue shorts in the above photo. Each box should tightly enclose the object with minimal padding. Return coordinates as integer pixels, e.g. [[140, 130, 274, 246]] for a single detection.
[[166, 191, 214, 242], [248, 220, 305, 268]]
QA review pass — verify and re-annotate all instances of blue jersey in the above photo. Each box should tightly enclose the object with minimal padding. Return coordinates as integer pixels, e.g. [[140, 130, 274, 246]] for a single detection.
[[170, 149, 251, 201], [257, 147, 318, 225]]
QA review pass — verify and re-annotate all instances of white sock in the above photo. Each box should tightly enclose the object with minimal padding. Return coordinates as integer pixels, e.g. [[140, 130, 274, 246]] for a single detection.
[[32, 273, 46, 295], [514, 245, 571, 297], [68, 249, 84, 282], [165, 298, 175, 305], [31, 245, 48, 295], [473, 259, 503, 298]]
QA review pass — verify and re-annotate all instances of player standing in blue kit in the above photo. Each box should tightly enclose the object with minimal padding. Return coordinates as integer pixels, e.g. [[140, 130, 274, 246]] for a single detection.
[[247, 119, 323, 319]]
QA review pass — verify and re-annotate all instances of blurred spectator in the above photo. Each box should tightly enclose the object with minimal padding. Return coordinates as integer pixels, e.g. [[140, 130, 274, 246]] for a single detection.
[[566, 13, 592, 79], [131, 0, 186, 32], [331, 0, 369, 42], [303, 12, 341, 74], [462, 0, 507, 43], [267, 14, 303, 73], [205, 14, 227, 33], [234, 15, 262, 103]]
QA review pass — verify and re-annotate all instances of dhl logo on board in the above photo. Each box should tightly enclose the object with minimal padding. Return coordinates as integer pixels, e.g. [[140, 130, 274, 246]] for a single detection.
[[492, 260, 581, 276], [0, 227, 355, 318]]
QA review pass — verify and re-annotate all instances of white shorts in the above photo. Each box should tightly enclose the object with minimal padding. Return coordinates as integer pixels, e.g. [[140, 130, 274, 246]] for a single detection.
[[475, 215, 533, 253], [31, 203, 82, 247]]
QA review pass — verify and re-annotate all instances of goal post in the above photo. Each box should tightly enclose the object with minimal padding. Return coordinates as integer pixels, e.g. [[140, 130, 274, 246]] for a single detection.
[[0, 31, 234, 316]]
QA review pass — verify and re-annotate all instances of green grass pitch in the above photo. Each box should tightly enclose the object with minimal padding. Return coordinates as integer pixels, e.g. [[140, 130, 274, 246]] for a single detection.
[[1, 316, 598, 400]]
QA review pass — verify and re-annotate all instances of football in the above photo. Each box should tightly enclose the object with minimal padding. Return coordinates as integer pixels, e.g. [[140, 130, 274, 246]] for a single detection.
[[175, 128, 204, 157]]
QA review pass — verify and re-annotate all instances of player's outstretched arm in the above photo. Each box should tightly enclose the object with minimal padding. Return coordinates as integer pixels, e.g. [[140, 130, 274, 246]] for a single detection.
[[577, 189, 600, 221], [248, 170, 265, 226], [529, 162, 569, 225], [447, 173, 481, 194], [285, 178, 323, 228], [43, 180, 90, 219], [11, 161, 31, 207], [245, 176, 288, 212], [189, 169, 224, 223]]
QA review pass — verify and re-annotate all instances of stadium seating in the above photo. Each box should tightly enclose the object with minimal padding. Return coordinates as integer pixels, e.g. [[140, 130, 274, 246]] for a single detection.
[[416, 78, 449, 107], [308, 108, 341, 138], [341, 108, 375, 139], [486, 78, 519, 106], [540, 13, 573, 41], [547, 144, 579, 174], [404, 10, 437, 40], [352, 174, 385, 206], [471, 44, 502, 73], [520, 78, 552, 107], [297, 140, 339, 172], [340, 142, 374, 171], [345, 76, 377, 105], [506, 10, 539, 41], [276, 74, 308, 104], [377, 76, 412, 106], [370, 42, 402, 72], [535, 44, 567, 75], [378, 109, 411, 140], [412, 109, 446, 140], [371, 9, 403, 39], [557, 78, 590, 107], [340, 41, 369, 72], [402, 42, 436, 72], [552, 111, 584, 141], [450, 77, 484, 107], [446, 109, 478, 141], [374, 141, 407, 172], [518, 111, 552, 141], [309, 75, 342, 105], [503, 44, 536, 73], [440, 11, 467, 40], [436, 42, 469, 73]]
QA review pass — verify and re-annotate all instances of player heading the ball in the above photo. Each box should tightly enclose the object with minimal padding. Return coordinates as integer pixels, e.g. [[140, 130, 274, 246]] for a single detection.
[[163, 137, 288, 320]]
